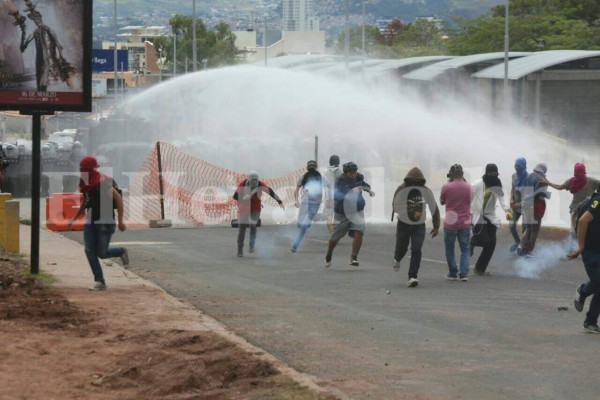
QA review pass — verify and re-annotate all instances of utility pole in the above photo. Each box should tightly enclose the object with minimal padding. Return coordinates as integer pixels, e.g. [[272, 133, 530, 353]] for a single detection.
[[192, 0, 197, 71], [503, 0, 510, 112], [113, 0, 117, 106], [173, 32, 177, 76]]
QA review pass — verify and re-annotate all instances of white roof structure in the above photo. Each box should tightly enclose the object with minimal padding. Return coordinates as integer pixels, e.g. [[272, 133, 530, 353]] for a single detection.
[[472, 50, 600, 79], [403, 52, 531, 81]]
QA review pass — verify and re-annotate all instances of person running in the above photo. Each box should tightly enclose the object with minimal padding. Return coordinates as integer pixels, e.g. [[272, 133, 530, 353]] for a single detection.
[[440, 164, 472, 281], [68, 155, 128, 291], [233, 171, 284, 257], [391, 167, 440, 287], [470, 164, 512, 276], [322, 155, 342, 234], [541, 163, 600, 250], [518, 163, 550, 257], [568, 189, 600, 333], [325, 162, 375, 268], [509, 157, 528, 252], [291, 160, 324, 252]]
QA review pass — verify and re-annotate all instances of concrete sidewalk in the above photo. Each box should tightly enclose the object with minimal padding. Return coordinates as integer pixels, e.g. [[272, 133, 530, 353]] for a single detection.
[[16, 221, 339, 399]]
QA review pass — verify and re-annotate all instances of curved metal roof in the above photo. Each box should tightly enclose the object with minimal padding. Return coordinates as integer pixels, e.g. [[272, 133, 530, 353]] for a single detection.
[[255, 54, 343, 68], [403, 52, 531, 81], [472, 50, 600, 79], [365, 56, 454, 73]]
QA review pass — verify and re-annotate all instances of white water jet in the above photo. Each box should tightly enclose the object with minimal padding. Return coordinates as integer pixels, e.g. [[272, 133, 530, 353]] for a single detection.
[[118, 64, 597, 226]]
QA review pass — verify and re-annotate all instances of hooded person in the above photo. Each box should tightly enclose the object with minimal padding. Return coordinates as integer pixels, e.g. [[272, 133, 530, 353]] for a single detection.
[[518, 163, 551, 256], [291, 160, 324, 252], [322, 155, 342, 234], [68, 155, 129, 291], [542, 163, 600, 249], [391, 167, 440, 287], [233, 171, 284, 257], [509, 157, 528, 252], [470, 164, 512, 275]]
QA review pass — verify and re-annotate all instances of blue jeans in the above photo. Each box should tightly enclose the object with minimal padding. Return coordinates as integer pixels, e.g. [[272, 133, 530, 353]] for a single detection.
[[84, 222, 125, 284], [509, 209, 522, 244], [581, 251, 600, 325], [292, 203, 320, 250], [444, 227, 471, 277]]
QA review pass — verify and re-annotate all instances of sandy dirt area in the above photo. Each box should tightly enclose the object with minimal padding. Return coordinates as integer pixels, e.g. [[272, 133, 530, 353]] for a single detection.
[[0, 256, 339, 400]]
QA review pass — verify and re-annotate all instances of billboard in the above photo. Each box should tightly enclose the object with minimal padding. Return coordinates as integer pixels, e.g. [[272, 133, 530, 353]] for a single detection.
[[0, 0, 92, 112], [92, 49, 129, 72]]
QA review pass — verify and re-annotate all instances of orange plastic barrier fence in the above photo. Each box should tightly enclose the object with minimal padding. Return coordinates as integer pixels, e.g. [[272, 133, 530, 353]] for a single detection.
[[46, 192, 84, 232], [126, 142, 305, 227]]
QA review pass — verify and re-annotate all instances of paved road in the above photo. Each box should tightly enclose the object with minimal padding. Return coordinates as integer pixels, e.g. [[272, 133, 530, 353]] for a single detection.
[[64, 223, 598, 400]]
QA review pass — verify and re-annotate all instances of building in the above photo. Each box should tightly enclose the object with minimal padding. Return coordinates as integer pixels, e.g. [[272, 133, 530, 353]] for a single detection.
[[282, 0, 319, 32], [102, 26, 170, 73]]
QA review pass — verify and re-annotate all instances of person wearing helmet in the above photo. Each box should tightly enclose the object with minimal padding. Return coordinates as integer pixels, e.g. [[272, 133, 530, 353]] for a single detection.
[[324, 161, 375, 268], [440, 164, 472, 281], [233, 171, 284, 257], [291, 160, 324, 253], [322, 155, 342, 234]]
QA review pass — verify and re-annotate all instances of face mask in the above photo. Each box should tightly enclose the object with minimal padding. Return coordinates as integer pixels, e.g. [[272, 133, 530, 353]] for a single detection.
[[515, 166, 524, 175]]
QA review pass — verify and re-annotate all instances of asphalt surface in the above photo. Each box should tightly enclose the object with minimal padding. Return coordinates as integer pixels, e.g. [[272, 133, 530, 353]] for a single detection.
[[63, 222, 599, 400]]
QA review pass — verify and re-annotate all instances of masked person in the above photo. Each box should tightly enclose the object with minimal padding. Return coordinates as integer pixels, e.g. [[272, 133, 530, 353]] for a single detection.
[[509, 157, 528, 252], [391, 167, 440, 287], [291, 160, 324, 253], [470, 164, 512, 276], [518, 163, 550, 257], [325, 162, 375, 268], [542, 163, 600, 251], [233, 171, 284, 257], [68, 156, 128, 291]]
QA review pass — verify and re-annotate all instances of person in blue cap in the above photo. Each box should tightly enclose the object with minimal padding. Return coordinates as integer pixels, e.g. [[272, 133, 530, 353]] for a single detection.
[[509, 157, 528, 252]]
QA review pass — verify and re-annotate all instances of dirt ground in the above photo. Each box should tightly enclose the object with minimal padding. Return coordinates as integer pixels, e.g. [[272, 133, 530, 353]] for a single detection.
[[0, 257, 339, 400]]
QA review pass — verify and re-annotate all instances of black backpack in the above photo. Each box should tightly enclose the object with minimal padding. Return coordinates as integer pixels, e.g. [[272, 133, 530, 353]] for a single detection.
[[572, 193, 600, 233]]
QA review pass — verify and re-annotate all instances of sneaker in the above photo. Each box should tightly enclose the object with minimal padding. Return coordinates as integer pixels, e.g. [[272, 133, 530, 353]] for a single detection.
[[407, 278, 419, 288], [517, 246, 524, 256], [392, 259, 400, 272], [290, 247, 297, 253], [459, 274, 469, 282], [237, 250, 243, 257], [349, 256, 359, 266], [584, 322, 600, 334], [325, 260, 331, 268], [88, 281, 107, 291], [510, 243, 519, 253], [524, 253, 534, 258], [474, 269, 492, 276], [249, 246, 255, 253], [574, 285, 586, 312], [120, 248, 129, 267], [446, 274, 458, 281]]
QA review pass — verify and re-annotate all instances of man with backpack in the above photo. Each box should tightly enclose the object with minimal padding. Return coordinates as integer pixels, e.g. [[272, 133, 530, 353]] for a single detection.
[[291, 160, 324, 253], [568, 188, 600, 334]]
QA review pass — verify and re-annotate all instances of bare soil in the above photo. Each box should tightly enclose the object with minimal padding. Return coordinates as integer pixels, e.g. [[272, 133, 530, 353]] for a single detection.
[[0, 258, 338, 400]]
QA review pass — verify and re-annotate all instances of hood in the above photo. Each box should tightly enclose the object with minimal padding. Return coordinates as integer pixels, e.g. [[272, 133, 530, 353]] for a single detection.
[[404, 167, 426, 186], [514, 157, 527, 169]]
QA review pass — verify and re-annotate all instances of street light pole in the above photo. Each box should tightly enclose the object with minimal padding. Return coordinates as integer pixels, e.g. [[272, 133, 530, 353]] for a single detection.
[[503, 0, 510, 112], [173, 33, 177, 76], [192, 0, 197, 71], [344, 0, 350, 68], [113, 0, 118, 107]]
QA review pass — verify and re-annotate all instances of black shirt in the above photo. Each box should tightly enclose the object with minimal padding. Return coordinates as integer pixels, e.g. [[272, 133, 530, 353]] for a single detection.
[[585, 194, 600, 252], [83, 178, 116, 223]]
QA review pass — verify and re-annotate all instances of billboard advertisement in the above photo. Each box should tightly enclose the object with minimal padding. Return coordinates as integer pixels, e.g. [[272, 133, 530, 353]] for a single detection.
[[92, 49, 129, 72], [0, 0, 92, 112]]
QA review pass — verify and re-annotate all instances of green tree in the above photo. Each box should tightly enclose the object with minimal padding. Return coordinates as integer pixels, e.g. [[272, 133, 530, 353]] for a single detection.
[[153, 15, 238, 71]]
